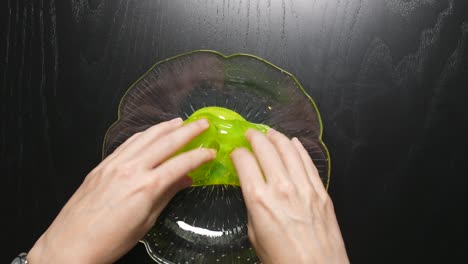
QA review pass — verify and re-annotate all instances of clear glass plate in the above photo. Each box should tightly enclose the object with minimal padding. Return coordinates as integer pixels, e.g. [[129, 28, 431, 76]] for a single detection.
[[102, 50, 330, 264]]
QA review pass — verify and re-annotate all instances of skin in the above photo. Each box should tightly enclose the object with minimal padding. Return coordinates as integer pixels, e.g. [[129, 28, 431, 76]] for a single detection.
[[27, 118, 349, 264], [28, 118, 215, 264], [231, 129, 349, 264]]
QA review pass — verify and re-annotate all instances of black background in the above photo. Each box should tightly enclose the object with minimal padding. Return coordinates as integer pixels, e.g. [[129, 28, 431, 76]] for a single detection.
[[1, 0, 468, 263]]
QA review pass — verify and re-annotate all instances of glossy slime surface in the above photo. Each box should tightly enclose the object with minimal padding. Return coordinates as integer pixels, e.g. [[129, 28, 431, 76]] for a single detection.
[[179, 106, 270, 186]]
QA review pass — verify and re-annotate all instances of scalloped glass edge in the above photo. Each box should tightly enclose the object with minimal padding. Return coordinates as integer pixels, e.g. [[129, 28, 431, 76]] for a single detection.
[[100, 50, 331, 261]]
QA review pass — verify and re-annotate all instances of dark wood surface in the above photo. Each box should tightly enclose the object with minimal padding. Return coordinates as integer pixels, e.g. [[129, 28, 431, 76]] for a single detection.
[[2, 0, 467, 263]]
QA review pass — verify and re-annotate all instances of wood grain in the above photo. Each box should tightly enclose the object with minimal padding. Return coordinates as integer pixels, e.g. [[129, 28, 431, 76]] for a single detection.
[[2, 0, 467, 262]]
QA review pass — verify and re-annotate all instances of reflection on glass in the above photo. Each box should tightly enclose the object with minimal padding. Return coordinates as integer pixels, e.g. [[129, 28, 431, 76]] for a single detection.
[[177, 221, 224, 237]]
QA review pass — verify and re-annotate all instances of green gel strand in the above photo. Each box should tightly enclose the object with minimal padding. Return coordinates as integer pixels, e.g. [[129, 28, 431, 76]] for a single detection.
[[179, 106, 270, 186]]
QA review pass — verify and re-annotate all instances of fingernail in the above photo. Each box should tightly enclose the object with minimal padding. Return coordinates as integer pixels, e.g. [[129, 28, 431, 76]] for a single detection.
[[230, 147, 246, 158], [197, 118, 209, 128], [170, 117, 183, 123], [292, 137, 303, 146], [267, 128, 277, 136], [208, 148, 217, 158], [245, 128, 255, 137]]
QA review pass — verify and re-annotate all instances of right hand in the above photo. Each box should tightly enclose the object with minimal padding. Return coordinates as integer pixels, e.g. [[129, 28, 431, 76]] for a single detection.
[[231, 129, 349, 264]]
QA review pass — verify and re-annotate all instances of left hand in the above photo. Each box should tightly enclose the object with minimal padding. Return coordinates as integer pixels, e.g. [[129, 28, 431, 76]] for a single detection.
[[28, 117, 216, 264]]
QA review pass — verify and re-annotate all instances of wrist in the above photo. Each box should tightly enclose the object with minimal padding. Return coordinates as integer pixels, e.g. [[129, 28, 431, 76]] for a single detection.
[[27, 236, 46, 264], [27, 233, 102, 264], [27, 233, 69, 264]]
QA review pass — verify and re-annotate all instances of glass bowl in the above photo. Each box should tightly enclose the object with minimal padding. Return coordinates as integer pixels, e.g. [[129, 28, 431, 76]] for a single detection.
[[102, 50, 330, 264]]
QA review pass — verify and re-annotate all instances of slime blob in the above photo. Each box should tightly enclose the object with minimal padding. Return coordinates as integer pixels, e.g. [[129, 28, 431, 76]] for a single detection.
[[180, 106, 270, 186]]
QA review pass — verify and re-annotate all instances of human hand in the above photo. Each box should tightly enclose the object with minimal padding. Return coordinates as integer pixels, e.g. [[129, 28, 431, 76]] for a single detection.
[[28, 118, 216, 264], [231, 129, 349, 264]]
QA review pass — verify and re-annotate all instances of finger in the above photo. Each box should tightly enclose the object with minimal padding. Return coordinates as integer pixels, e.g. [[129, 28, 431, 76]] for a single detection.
[[103, 131, 142, 162], [150, 148, 216, 194], [90, 131, 145, 176], [245, 129, 289, 185], [291, 137, 327, 195], [154, 175, 193, 210], [139, 119, 210, 168], [267, 129, 310, 190], [147, 175, 194, 222], [114, 117, 184, 163], [231, 148, 266, 201], [231, 148, 266, 218]]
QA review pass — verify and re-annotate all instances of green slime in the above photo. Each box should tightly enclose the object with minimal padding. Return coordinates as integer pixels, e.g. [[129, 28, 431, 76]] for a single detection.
[[179, 106, 270, 186]]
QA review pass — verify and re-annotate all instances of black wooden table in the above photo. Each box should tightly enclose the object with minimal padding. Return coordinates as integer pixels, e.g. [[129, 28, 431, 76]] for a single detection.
[[2, 0, 467, 263]]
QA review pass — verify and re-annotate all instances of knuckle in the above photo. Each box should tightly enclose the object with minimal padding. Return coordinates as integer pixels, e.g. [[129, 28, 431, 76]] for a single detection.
[[248, 187, 266, 205], [163, 164, 178, 179], [99, 164, 112, 176], [145, 172, 165, 193], [82, 171, 97, 186], [88, 165, 101, 176], [301, 184, 315, 198], [307, 186, 321, 199], [150, 171, 163, 187], [131, 131, 142, 139], [320, 194, 334, 211], [133, 184, 156, 204], [276, 181, 295, 198], [308, 186, 320, 201], [251, 190, 264, 203], [142, 180, 157, 197], [114, 163, 135, 177]]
